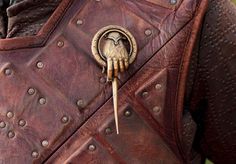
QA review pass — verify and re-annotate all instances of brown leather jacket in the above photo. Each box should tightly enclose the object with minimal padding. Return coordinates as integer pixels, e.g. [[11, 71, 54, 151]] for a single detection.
[[0, 0, 235, 164]]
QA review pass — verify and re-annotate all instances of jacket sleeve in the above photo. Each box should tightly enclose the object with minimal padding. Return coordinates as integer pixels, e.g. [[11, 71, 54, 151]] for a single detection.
[[187, 0, 236, 163]]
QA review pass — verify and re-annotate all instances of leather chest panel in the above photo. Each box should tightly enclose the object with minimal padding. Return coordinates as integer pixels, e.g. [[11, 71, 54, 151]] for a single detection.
[[98, 106, 179, 164], [0, 61, 81, 163], [47, 89, 181, 164], [28, 35, 104, 110], [70, 0, 162, 51], [47, 21, 195, 163], [135, 69, 167, 127], [0, 0, 204, 163]]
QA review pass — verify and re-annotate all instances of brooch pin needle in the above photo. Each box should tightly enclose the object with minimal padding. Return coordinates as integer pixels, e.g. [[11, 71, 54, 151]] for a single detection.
[[112, 77, 119, 134]]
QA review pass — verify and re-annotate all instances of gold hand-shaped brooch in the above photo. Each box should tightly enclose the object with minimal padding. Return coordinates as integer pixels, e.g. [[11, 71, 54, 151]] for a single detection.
[[91, 25, 137, 134]]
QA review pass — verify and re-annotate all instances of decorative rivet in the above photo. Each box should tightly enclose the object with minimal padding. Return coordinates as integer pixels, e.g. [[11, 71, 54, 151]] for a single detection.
[[28, 88, 35, 95], [124, 110, 132, 117], [142, 91, 149, 98], [36, 61, 44, 69], [41, 140, 49, 147], [7, 131, 15, 138], [153, 106, 161, 113], [76, 19, 83, 25], [88, 144, 96, 151], [155, 84, 162, 90], [105, 127, 112, 134], [99, 77, 106, 84], [57, 40, 64, 48], [4, 68, 12, 76], [32, 151, 39, 158], [61, 116, 69, 123], [18, 119, 26, 127], [0, 121, 6, 128], [170, 0, 177, 5], [39, 97, 46, 105], [76, 99, 84, 108], [144, 29, 152, 36], [6, 111, 14, 119]]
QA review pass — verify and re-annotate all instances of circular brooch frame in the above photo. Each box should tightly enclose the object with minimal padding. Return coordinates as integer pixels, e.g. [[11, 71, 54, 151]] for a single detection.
[[91, 25, 138, 67]]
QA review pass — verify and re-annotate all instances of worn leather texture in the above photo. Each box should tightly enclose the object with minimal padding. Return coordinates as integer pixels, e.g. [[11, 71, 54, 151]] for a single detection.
[[0, 0, 208, 163]]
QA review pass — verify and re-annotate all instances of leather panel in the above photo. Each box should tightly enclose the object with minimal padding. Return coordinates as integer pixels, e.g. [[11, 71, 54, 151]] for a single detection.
[[99, 106, 180, 164], [135, 69, 167, 127], [28, 35, 104, 110]]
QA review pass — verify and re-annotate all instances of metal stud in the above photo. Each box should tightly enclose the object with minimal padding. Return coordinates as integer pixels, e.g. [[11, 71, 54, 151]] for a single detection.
[[76, 99, 84, 108], [57, 40, 64, 48], [153, 106, 161, 113], [170, 0, 177, 5], [6, 111, 14, 119], [99, 77, 106, 84], [41, 140, 49, 147], [31, 151, 39, 158], [155, 84, 162, 90], [39, 98, 46, 105], [105, 127, 112, 134], [0, 121, 6, 128], [36, 61, 44, 69], [142, 91, 149, 98], [18, 119, 26, 127], [28, 88, 35, 95], [145, 29, 152, 36], [61, 116, 69, 123], [124, 110, 132, 117], [76, 19, 83, 25], [88, 144, 96, 151], [4, 68, 12, 76], [7, 131, 15, 138]]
